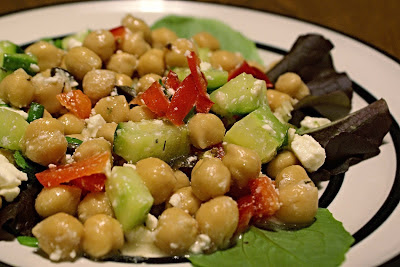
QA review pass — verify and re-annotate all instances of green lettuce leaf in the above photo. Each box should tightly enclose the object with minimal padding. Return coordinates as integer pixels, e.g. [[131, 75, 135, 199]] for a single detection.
[[151, 15, 263, 64], [189, 208, 354, 267]]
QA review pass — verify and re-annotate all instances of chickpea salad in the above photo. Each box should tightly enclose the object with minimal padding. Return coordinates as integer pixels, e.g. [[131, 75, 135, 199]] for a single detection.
[[0, 14, 392, 266]]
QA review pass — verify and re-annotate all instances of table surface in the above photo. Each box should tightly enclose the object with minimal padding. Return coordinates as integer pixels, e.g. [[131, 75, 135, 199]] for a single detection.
[[1, 0, 399, 61]]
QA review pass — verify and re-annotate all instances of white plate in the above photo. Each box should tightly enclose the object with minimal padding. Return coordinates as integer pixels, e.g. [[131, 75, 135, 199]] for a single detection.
[[0, 1, 399, 266]]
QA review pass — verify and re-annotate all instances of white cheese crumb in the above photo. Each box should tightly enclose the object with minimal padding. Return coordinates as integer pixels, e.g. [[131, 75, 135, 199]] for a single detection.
[[290, 133, 326, 172], [189, 234, 211, 254], [200, 61, 212, 72], [0, 154, 28, 202], [81, 114, 106, 138], [145, 214, 158, 231], [300, 116, 331, 130], [168, 193, 181, 207]]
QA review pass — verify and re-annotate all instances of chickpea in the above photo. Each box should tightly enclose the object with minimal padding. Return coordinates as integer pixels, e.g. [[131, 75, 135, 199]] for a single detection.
[[32, 213, 84, 261], [25, 41, 65, 71], [135, 157, 177, 205], [82, 214, 124, 258], [31, 72, 64, 114], [222, 144, 261, 189], [137, 49, 165, 77], [83, 29, 116, 62], [22, 118, 67, 166], [155, 207, 198, 255], [82, 69, 116, 103], [121, 31, 151, 57], [106, 51, 138, 77], [73, 138, 111, 162], [274, 165, 318, 224], [266, 150, 300, 179], [115, 73, 133, 87], [0, 68, 35, 108], [165, 38, 197, 68], [173, 170, 190, 192], [191, 158, 231, 201], [210, 50, 243, 72], [151, 27, 178, 49], [166, 186, 202, 216], [188, 113, 225, 149], [136, 73, 162, 93], [96, 122, 118, 144], [64, 46, 102, 81], [192, 32, 220, 51], [196, 196, 238, 249], [94, 95, 129, 123], [275, 72, 310, 100], [266, 89, 293, 111], [121, 14, 152, 43], [57, 113, 85, 135], [35, 185, 82, 218], [127, 105, 157, 122], [77, 192, 114, 223]]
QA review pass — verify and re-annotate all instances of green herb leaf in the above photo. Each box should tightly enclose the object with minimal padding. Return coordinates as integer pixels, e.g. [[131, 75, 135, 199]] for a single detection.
[[17, 236, 38, 247], [151, 15, 263, 65], [189, 208, 354, 267], [13, 150, 45, 181]]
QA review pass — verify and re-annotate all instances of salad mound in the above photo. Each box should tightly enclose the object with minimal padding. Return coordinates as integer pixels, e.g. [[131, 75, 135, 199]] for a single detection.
[[0, 14, 391, 266]]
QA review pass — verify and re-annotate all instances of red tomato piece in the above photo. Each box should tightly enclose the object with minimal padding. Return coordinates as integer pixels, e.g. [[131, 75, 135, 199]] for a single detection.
[[166, 74, 198, 125], [249, 176, 281, 218], [70, 173, 106, 192], [56, 90, 92, 119], [141, 81, 170, 117], [236, 195, 255, 234], [110, 25, 126, 43], [228, 61, 274, 88], [36, 152, 110, 188]]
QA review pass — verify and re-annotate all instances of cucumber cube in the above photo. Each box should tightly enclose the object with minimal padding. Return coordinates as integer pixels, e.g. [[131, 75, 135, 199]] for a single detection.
[[106, 166, 154, 231], [0, 108, 29, 150]]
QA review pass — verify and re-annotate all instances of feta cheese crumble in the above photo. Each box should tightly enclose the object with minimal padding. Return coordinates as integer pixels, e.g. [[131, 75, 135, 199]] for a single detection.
[[300, 116, 331, 130], [0, 154, 28, 202]]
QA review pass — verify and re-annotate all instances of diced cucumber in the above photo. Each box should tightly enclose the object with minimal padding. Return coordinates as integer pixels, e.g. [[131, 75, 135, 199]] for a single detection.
[[61, 29, 90, 50], [2, 53, 38, 76], [106, 166, 154, 231], [198, 47, 211, 62], [0, 41, 24, 66], [0, 108, 29, 150], [173, 67, 228, 92], [224, 105, 289, 163], [113, 120, 190, 164], [210, 73, 268, 116]]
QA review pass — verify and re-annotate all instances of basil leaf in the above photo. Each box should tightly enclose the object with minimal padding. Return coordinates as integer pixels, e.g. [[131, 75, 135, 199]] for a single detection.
[[189, 209, 354, 267], [151, 15, 263, 64]]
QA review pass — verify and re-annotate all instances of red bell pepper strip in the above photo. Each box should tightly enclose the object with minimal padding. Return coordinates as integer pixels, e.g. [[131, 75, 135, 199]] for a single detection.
[[164, 70, 181, 91], [36, 152, 110, 188], [56, 90, 92, 119], [70, 173, 106, 192], [228, 61, 274, 88], [186, 51, 214, 113], [166, 74, 198, 125], [141, 81, 170, 117], [110, 26, 126, 44]]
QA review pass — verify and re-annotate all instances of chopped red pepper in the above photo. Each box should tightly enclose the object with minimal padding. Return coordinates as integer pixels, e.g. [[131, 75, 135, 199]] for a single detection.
[[56, 90, 92, 119], [36, 152, 110, 188], [250, 176, 280, 218], [110, 26, 126, 44], [228, 61, 274, 88], [166, 74, 198, 125], [236, 195, 255, 234], [187, 51, 214, 113], [235, 176, 281, 234], [141, 81, 170, 117], [164, 70, 181, 91], [70, 173, 106, 192]]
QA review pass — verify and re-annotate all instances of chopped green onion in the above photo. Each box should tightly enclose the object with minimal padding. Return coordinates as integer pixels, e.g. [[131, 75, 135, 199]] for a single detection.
[[66, 136, 83, 145], [17, 236, 38, 248]]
